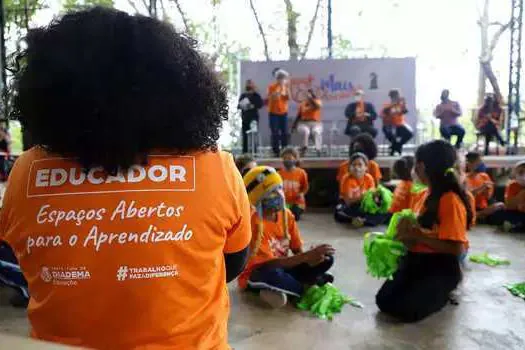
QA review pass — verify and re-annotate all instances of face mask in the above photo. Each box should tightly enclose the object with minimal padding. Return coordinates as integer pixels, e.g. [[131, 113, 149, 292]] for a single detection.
[[283, 160, 296, 170], [411, 168, 419, 182], [516, 175, 525, 187], [355, 95, 363, 102], [351, 166, 366, 179], [261, 193, 285, 212]]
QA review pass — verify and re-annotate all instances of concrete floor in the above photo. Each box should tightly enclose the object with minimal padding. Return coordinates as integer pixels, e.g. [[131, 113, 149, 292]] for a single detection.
[[1, 212, 525, 349]]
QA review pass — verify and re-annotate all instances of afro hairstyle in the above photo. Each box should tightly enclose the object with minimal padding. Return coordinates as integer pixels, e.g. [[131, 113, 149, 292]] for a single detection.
[[350, 133, 378, 160], [12, 7, 228, 173]]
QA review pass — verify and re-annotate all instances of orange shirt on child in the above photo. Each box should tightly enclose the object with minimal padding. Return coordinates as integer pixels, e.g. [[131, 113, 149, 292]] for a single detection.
[[466, 172, 493, 209], [267, 82, 289, 115], [339, 173, 375, 201], [238, 209, 303, 289], [298, 99, 322, 122], [389, 180, 413, 213], [278, 167, 309, 208], [505, 180, 525, 212], [337, 160, 382, 184], [411, 192, 468, 254], [0, 148, 251, 350]]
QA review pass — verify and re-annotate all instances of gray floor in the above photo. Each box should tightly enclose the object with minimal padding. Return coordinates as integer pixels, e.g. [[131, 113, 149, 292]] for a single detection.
[[1, 213, 525, 349]]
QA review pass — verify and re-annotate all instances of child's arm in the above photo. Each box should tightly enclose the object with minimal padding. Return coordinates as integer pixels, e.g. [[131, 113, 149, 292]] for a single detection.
[[300, 171, 309, 195], [397, 221, 463, 255], [261, 245, 334, 269]]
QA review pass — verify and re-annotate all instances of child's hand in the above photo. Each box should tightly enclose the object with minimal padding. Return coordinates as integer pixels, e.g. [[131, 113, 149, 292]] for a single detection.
[[304, 244, 335, 266], [396, 218, 416, 242]]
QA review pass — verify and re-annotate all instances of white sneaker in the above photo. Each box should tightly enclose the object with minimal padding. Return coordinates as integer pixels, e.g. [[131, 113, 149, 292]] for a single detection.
[[260, 290, 287, 309]]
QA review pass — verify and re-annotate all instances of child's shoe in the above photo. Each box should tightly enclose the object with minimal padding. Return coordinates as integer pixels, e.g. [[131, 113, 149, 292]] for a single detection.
[[315, 273, 335, 286], [351, 217, 365, 228], [260, 289, 287, 309]]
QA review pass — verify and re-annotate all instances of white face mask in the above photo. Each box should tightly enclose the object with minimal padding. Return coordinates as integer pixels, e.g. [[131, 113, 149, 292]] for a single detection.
[[516, 175, 525, 186], [411, 168, 419, 183], [351, 166, 366, 179], [354, 95, 363, 102]]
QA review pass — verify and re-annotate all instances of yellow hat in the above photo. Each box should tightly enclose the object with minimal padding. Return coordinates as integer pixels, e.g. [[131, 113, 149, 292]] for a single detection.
[[243, 166, 283, 206]]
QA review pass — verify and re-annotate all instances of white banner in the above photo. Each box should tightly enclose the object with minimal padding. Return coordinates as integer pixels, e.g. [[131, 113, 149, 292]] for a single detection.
[[240, 58, 416, 147]]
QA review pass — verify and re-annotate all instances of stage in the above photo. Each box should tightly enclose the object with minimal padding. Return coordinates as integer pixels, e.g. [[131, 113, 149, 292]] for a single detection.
[[256, 155, 525, 170]]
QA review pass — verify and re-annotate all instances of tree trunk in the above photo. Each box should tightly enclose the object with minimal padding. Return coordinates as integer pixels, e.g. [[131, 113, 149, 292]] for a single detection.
[[248, 0, 270, 60], [283, 0, 300, 60], [300, 0, 322, 59]]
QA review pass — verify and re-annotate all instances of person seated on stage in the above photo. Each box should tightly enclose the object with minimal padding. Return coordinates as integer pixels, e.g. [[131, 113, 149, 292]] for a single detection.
[[381, 89, 413, 156], [486, 160, 525, 232], [389, 155, 415, 214], [238, 166, 335, 309], [235, 154, 257, 177], [292, 89, 323, 157], [344, 89, 378, 139], [475, 93, 506, 155], [376, 140, 473, 323], [465, 152, 503, 221], [434, 89, 464, 149], [336, 133, 382, 185], [278, 147, 309, 221], [335, 152, 385, 227], [238, 79, 263, 154], [267, 68, 290, 157]]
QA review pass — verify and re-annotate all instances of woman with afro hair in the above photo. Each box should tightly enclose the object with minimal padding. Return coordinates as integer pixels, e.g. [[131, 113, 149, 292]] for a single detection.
[[0, 7, 251, 349]]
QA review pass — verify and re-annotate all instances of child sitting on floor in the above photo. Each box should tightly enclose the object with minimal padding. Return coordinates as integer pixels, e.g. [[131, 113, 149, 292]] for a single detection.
[[278, 147, 309, 221], [376, 140, 474, 322], [337, 133, 382, 185], [389, 155, 414, 214], [487, 160, 525, 232], [334, 152, 380, 227], [465, 152, 503, 220], [238, 166, 335, 308]]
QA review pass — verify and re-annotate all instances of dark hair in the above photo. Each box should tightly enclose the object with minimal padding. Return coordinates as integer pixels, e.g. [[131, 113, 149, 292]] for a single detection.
[[350, 152, 368, 165], [350, 133, 377, 160], [416, 140, 473, 230], [465, 151, 481, 163], [389, 89, 400, 98], [281, 146, 300, 160], [393, 155, 414, 181], [307, 88, 316, 99], [13, 7, 227, 173], [235, 154, 255, 172]]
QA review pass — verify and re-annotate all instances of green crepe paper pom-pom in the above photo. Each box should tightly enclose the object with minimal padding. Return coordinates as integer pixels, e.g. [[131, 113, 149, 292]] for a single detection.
[[469, 252, 511, 266], [385, 209, 417, 239], [504, 282, 525, 299], [296, 283, 363, 320], [363, 232, 406, 279], [410, 182, 427, 194], [360, 185, 393, 214]]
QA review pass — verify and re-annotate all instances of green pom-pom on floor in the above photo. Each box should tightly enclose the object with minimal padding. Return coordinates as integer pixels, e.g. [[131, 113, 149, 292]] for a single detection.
[[505, 282, 525, 299], [296, 284, 362, 320], [469, 253, 511, 266]]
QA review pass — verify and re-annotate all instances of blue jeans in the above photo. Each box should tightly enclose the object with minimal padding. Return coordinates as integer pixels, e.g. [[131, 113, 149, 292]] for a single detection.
[[269, 113, 289, 155], [440, 124, 465, 148], [0, 242, 29, 300], [248, 255, 334, 297]]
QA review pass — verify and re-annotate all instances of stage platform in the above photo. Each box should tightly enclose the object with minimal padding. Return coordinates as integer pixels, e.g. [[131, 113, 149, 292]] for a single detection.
[[256, 155, 525, 170]]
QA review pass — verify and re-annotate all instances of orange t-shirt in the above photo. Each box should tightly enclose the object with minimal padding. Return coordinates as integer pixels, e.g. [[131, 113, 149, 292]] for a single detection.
[[298, 99, 322, 122], [0, 148, 252, 349], [267, 82, 289, 115], [339, 173, 375, 200], [389, 180, 413, 213], [238, 209, 303, 289], [278, 167, 309, 208], [381, 102, 406, 126], [505, 180, 525, 212], [354, 100, 367, 123], [336, 160, 382, 184], [411, 192, 468, 253], [466, 172, 493, 210], [410, 187, 428, 214]]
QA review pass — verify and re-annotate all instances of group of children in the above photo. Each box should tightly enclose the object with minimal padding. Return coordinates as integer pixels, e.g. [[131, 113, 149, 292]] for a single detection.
[[234, 132, 525, 321]]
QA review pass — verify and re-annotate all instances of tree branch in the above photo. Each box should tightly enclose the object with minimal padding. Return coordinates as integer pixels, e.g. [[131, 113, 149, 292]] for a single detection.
[[248, 0, 270, 61], [171, 0, 191, 33], [127, 0, 142, 14], [283, 0, 299, 60], [300, 0, 322, 59], [487, 20, 511, 58]]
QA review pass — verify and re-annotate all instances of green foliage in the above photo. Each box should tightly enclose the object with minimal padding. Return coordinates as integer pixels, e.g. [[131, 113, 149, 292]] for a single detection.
[[8, 121, 22, 154], [63, 0, 114, 12], [332, 34, 352, 59], [4, 0, 41, 29]]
